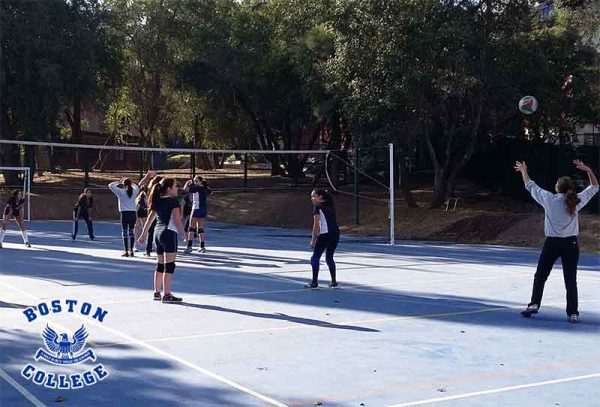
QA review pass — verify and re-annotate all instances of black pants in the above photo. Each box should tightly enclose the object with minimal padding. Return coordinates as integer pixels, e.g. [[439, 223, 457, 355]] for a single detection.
[[310, 232, 340, 284], [146, 219, 157, 254], [72, 211, 94, 239], [529, 236, 580, 316], [120, 211, 136, 252]]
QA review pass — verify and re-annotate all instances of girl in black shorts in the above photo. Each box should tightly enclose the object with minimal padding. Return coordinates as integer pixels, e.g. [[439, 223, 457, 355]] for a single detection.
[[0, 190, 30, 248], [139, 178, 186, 303]]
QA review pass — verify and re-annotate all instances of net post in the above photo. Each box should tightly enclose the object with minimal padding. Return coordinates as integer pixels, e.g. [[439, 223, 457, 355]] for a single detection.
[[27, 168, 31, 221], [389, 143, 395, 246], [354, 142, 360, 225], [243, 154, 248, 192], [191, 153, 196, 179]]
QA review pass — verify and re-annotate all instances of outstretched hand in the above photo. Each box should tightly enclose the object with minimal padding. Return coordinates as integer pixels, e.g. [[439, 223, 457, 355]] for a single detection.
[[514, 161, 528, 173], [573, 159, 590, 172]]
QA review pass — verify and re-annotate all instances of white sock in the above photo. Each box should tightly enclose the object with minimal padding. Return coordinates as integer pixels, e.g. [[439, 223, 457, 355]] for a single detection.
[[0, 229, 5, 243], [21, 230, 28, 244]]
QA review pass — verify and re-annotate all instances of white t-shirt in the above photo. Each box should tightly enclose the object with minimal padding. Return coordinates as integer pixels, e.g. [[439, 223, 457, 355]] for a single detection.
[[108, 182, 140, 212], [525, 180, 599, 237]]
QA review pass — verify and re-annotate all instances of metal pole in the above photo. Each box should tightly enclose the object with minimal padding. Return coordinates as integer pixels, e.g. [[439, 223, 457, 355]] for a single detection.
[[389, 143, 395, 245], [243, 154, 248, 192], [354, 142, 360, 225]]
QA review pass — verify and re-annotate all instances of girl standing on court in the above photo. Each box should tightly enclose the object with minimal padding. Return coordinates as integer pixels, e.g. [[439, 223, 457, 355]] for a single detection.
[[144, 175, 162, 256], [182, 175, 212, 253], [71, 188, 95, 241], [134, 187, 149, 250], [0, 190, 30, 248], [139, 178, 186, 303], [109, 175, 149, 257], [306, 188, 339, 289], [516, 159, 598, 323]]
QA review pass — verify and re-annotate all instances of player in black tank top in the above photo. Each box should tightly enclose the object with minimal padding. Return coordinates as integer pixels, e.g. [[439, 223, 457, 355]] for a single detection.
[[71, 188, 95, 240], [139, 177, 186, 303], [0, 189, 31, 248]]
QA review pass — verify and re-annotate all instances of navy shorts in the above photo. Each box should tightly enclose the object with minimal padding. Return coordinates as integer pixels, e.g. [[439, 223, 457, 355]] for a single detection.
[[154, 228, 178, 255], [191, 208, 207, 219], [137, 208, 148, 219]]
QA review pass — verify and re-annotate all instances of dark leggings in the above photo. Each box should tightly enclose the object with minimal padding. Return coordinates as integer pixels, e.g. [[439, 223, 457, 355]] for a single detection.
[[146, 219, 157, 254], [73, 211, 94, 239], [120, 211, 136, 252], [310, 232, 339, 285], [529, 236, 580, 316]]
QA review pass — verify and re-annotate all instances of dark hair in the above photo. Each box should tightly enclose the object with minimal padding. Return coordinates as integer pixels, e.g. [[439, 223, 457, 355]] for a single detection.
[[149, 178, 175, 211], [556, 176, 580, 216], [12, 190, 20, 199], [312, 188, 335, 210], [123, 178, 133, 198], [149, 175, 163, 190], [136, 186, 147, 202], [78, 188, 92, 201]]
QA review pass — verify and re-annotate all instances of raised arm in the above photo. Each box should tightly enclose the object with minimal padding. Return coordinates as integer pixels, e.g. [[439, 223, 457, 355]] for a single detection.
[[108, 181, 122, 195], [515, 161, 552, 208], [183, 179, 193, 192], [139, 171, 156, 188], [574, 160, 598, 187]]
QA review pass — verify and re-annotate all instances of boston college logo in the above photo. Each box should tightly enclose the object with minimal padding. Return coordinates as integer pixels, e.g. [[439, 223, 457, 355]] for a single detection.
[[21, 300, 109, 390]]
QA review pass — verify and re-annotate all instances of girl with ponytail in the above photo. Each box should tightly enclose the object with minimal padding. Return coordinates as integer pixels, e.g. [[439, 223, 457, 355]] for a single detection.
[[139, 177, 186, 303], [305, 188, 340, 289], [515, 159, 599, 323], [109, 172, 154, 257]]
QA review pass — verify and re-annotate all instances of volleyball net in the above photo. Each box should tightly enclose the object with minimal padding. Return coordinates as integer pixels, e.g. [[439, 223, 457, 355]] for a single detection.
[[0, 139, 395, 243]]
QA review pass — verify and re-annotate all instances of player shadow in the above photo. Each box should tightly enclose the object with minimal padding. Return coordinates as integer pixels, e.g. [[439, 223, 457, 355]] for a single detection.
[[3, 221, 600, 333], [0, 328, 283, 406], [172, 302, 380, 333], [0, 301, 33, 309]]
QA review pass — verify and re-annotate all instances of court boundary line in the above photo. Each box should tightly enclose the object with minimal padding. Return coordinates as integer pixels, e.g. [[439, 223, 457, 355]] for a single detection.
[[0, 366, 47, 407], [385, 372, 600, 406], [0, 281, 288, 407]]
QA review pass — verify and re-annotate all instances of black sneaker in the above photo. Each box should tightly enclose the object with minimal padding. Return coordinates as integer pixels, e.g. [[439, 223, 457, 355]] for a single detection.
[[162, 294, 182, 303], [304, 282, 318, 289], [90, 236, 96, 241], [129, 251, 135, 257], [25, 242, 31, 248], [71, 235, 76, 241], [143, 252, 151, 257], [569, 314, 580, 323], [153, 292, 162, 301], [121, 252, 130, 257], [329, 282, 339, 289], [521, 304, 539, 318]]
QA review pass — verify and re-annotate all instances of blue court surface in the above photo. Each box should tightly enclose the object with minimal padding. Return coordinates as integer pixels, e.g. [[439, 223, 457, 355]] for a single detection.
[[0, 221, 599, 407]]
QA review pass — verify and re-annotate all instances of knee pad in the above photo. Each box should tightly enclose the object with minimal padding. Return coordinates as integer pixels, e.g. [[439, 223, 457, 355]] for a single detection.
[[165, 262, 176, 274], [155, 263, 165, 274], [197, 228, 205, 234]]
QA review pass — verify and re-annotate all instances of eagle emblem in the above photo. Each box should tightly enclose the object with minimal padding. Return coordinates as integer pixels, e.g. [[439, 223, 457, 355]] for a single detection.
[[35, 324, 95, 365]]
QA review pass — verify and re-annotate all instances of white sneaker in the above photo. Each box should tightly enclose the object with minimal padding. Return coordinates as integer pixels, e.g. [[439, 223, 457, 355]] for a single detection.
[[569, 314, 580, 323], [198, 247, 206, 253]]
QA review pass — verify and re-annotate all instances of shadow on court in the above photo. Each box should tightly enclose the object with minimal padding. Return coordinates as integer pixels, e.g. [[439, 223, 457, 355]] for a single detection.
[[0, 328, 277, 407], [2, 222, 599, 333]]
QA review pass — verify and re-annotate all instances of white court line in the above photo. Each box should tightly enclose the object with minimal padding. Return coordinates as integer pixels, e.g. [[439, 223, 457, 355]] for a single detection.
[[0, 281, 288, 407], [385, 372, 600, 407], [0, 366, 47, 407]]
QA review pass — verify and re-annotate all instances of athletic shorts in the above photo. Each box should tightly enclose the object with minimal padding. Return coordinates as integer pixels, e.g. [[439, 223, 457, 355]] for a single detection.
[[3, 207, 18, 218], [137, 208, 148, 219], [154, 228, 178, 255], [191, 208, 207, 219]]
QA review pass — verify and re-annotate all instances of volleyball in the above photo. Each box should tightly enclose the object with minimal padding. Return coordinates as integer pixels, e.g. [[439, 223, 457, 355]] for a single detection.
[[518, 95, 538, 114]]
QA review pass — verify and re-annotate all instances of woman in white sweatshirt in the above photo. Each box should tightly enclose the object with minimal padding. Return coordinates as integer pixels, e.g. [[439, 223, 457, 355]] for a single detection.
[[515, 159, 599, 323]]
